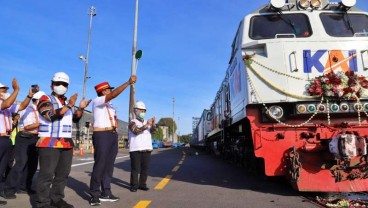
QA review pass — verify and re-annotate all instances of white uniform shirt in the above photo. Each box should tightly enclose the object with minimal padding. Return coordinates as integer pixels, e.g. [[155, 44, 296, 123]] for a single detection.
[[92, 96, 117, 128], [18, 104, 40, 133], [129, 118, 153, 152], [0, 100, 20, 135]]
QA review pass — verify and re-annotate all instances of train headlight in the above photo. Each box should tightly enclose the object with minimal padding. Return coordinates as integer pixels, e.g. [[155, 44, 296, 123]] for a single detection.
[[297, 104, 307, 113], [267, 105, 284, 119], [340, 103, 349, 112], [307, 104, 317, 113], [298, 0, 310, 8], [311, 0, 322, 8], [341, 0, 356, 8], [270, 0, 286, 9], [330, 103, 340, 112]]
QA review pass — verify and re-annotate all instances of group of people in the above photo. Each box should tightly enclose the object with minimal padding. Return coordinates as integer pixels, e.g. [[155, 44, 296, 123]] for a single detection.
[[0, 72, 157, 208]]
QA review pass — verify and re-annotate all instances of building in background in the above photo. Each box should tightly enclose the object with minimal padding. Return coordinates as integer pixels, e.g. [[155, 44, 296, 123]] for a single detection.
[[160, 126, 169, 141], [158, 125, 178, 143], [192, 117, 200, 133]]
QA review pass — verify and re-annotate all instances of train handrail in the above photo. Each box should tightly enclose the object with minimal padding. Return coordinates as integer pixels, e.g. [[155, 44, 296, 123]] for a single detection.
[[275, 33, 296, 38]]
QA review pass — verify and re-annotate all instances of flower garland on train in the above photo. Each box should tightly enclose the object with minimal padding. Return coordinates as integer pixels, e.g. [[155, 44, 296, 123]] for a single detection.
[[242, 55, 368, 127], [306, 71, 368, 100]]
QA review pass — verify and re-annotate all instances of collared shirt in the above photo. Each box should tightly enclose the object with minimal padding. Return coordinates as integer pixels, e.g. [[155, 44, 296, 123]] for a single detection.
[[18, 104, 39, 134], [129, 117, 157, 135], [129, 118, 155, 152], [0, 100, 19, 135], [92, 96, 117, 129]]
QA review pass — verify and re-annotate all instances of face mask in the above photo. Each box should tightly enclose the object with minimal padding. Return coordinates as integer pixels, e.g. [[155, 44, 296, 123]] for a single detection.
[[138, 112, 146, 119], [0, 92, 10, 100], [53, 85, 68, 95]]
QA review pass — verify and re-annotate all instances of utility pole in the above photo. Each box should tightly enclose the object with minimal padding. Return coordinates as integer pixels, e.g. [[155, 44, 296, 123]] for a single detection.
[[172, 97, 175, 142], [79, 6, 96, 150], [129, 0, 139, 121], [177, 116, 180, 143], [80, 6, 96, 99]]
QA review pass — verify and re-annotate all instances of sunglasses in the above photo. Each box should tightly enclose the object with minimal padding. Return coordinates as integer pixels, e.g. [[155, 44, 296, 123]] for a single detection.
[[53, 82, 69, 87]]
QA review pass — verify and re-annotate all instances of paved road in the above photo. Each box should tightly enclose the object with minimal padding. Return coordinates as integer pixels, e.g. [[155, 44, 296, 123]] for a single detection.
[[2, 147, 319, 208]]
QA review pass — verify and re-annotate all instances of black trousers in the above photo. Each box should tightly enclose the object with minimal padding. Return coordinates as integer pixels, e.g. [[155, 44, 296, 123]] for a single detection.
[[89, 131, 118, 197], [3, 145, 14, 180], [129, 151, 151, 188], [4, 132, 38, 194], [36, 148, 73, 207], [0, 136, 12, 186]]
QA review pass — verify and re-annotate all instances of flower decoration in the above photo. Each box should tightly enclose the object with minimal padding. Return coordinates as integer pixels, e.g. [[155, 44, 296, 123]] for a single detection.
[[305, 71, 368, 100]]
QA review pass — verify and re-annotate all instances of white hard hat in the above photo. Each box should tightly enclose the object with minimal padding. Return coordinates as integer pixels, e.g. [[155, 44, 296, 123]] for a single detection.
[[32, 91, 45, 100], [0, 83, 9, 89], [134, 101, 146, 110], [52, 72, 70, 84], [341, 0, 356, 7]]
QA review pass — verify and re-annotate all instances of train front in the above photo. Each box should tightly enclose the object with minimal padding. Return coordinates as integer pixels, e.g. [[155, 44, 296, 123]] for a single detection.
[[236, 0, 368, 192]]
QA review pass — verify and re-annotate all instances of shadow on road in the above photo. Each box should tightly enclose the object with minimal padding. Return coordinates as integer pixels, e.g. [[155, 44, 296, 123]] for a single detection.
[[113, 147, 300, 197]]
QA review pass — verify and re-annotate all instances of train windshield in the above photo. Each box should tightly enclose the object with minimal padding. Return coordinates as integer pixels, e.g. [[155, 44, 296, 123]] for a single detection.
[[320, 13, 368, 37], [249, 14, 312, 40]]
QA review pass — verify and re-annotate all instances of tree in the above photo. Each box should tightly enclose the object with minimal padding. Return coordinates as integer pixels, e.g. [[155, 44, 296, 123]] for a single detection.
[[157, 117, 177, 138], [179, 134, 191, 144], [152, 127, 164, 141]]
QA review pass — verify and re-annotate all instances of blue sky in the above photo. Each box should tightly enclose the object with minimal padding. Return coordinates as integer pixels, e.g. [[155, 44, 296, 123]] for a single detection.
[[1, 0, 367, 135]]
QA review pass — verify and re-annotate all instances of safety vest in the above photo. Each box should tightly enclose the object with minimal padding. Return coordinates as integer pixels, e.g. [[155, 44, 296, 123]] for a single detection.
[[10, 127, 18, 145], [38, 95, 73, 138], [0, 100, 19, 136]]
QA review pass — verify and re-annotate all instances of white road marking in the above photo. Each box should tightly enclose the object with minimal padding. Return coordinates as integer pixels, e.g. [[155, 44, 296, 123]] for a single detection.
[[71, 155, 129, 167]]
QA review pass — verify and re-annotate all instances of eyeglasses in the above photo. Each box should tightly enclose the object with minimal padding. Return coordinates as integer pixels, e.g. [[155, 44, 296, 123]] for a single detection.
[[53, 82, 68, 87]]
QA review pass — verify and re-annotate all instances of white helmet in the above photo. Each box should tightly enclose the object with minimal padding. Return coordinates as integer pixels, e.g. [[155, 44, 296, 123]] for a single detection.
[[52, 72, 70, 84], [0, 83, 9, 89], [32, 91, 45, 100], [134, 101, 146, 110]]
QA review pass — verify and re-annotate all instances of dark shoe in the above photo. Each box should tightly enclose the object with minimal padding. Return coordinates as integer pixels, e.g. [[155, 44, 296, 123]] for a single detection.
[[17, 188, 36, 194], [27, 189, 37, 194], [138, 186, 150, 191], [0, 190, 16, 199], [51, 199, 74, 208], [99, 194, 119, 202], [130, 186, 138, 192], [89, 196, 101, 206], [0, 201, 6, 206], [16, 190, 27, 194], [16, 189, 28, 194]]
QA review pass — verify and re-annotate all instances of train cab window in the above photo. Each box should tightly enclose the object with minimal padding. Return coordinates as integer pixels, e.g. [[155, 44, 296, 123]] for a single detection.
[[206, 112, 212, 121], [320, 13, 368, 37], [249, 14, 312, 40]]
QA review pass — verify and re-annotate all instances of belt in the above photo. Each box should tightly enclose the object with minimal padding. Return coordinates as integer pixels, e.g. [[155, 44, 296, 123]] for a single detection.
[[139, 150, 152, 153], [93, 127, 116, 132], [18, 131, 38, 136], [19, 129, 38, 134]]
